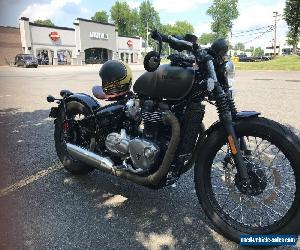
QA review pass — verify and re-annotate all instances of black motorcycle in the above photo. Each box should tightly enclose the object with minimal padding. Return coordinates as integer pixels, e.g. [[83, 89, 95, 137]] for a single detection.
[[47, 30, 300, 243]]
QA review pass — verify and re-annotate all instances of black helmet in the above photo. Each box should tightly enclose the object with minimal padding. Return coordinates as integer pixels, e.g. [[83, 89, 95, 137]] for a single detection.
[[211, 38, 228, 59], [99, 60, 132, 96]]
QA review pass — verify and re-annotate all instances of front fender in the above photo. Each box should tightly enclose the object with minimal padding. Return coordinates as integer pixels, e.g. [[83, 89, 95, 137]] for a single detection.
[[192, 111, 260, 158], [203, 111, 260, 138]]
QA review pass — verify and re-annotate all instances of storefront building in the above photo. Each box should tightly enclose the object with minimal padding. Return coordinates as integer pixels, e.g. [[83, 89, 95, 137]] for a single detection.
[[118, 36, 141, 64], [18, 17, 142, 65]]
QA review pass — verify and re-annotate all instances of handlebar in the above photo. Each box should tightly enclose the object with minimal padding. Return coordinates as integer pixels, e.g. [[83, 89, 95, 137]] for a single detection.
[[148, 30, 218, 82], [151, 30, 193, 52]]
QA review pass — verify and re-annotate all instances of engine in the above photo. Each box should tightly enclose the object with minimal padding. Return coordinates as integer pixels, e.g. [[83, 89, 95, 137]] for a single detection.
[[104, 98, 167, 173], [105, 129, 160, 173]]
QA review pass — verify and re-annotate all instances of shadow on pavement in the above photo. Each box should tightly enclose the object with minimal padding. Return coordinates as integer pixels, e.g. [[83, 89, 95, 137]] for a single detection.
[[2, 108, 300, 249]]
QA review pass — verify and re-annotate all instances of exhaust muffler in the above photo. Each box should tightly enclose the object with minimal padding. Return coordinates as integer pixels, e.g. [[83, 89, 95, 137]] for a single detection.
[[67, 143, 114, 174]]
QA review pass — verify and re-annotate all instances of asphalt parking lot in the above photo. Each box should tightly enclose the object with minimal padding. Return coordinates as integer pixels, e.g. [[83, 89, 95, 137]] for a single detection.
[[0, 65, 300, 249]]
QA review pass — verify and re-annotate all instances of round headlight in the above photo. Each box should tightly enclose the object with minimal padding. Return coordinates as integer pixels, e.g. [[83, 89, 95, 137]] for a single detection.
[[225, 61, 235, 87]]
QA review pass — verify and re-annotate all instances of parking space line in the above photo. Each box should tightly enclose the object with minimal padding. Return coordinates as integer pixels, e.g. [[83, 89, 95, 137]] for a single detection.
[[0, 162, 63, 198]]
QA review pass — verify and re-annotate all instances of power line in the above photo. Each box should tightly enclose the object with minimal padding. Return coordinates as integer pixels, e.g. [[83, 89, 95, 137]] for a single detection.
[[241, 26, 274, 44], [232, 25, 273, 36], [232, 26, 274, 37]]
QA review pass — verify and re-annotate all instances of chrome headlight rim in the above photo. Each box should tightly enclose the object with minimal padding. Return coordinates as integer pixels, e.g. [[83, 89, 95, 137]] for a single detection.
[[224, 60, 235, 87], [225, 60, 235, 73]]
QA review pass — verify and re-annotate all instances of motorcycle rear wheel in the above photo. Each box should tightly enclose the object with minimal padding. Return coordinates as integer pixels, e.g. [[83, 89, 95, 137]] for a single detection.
[[54, 101, 94, 175], [194, 117, 300, 243]]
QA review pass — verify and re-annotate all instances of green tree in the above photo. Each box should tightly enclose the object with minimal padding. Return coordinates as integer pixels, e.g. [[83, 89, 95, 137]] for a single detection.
[[129, 9, 140, 36], [234, 42, 245, 51], [160, 21, 194, 37], [207, 0, 239, 39], [91, 10, 109, 23], [159, 21, 194, 54], [252, 47, 264, 57], [245, 46, 254, 52], [110, 1, 132, 36], [172, 21, 194, 36], [160, 24, 174, 34], [284, 0, 300, 54], [198, 32, 216, 45], [33, 19, 54, 26], [139, 0, 160, 47], [160, 24, 174, 54]]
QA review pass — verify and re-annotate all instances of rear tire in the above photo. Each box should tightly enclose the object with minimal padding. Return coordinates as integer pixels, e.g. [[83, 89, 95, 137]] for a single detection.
[[54, 101, 94, 175], [194, 117, 300, 243]]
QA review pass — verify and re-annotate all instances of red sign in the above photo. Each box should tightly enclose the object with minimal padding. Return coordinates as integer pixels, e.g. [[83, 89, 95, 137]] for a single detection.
[[49, 31, 60, 41], [127, 40, 133, 47]]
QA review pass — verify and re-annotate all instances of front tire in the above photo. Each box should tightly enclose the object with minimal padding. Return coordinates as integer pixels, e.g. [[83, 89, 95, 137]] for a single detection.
[[194, 117, 300, 243], [54, 101, 94, 175]]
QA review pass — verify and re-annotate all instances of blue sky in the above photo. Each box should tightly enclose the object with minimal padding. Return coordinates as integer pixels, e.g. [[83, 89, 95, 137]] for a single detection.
[[0, 0, 288, 48]]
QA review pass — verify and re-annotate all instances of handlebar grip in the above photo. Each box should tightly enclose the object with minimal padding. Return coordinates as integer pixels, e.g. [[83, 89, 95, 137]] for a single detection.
[[151, 30, 193, 51], [168, 36, 193, 51], [151, 30, 169, 43]]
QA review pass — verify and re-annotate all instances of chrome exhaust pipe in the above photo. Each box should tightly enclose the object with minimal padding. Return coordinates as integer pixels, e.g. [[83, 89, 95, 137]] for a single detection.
[[66, 143, 114, 174]]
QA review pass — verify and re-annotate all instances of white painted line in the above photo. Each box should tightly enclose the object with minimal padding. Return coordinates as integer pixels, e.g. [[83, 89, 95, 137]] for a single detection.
[[0, 162, 63, 198]]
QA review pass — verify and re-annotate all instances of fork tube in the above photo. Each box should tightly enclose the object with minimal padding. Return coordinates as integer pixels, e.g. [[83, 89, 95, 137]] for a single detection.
[[206, 59, 249, 181], [214, 84, 249, 180]]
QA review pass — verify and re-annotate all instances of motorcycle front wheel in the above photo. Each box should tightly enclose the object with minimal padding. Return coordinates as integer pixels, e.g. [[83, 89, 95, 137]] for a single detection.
[[194, 117, 300, 243]]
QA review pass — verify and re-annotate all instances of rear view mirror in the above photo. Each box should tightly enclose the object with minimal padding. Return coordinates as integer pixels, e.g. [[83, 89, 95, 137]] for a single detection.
[[144, 51, 160, 72], [184, 34, 197, 44]]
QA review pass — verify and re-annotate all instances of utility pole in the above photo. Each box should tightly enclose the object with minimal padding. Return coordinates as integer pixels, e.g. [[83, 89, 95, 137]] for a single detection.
[[145, 21, 149, 53], [273, 11, 280, 57], [229, 24, 233, 57]]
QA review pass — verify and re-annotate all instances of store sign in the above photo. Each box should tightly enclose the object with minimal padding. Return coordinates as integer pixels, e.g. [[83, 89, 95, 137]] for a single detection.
[[127, 40, 133, 47], [49, 31, 60, 41], [89, 32, 108, 40]]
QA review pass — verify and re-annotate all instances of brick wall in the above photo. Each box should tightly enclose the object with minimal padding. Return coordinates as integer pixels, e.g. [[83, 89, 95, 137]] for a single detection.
[[0, 26, 22, 66]]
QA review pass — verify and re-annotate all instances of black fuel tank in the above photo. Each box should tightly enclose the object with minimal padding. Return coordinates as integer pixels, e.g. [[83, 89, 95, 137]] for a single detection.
[[133, 64, 194, 100]]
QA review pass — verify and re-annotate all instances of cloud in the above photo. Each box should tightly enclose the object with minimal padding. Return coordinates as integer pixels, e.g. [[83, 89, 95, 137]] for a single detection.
[[195, 21, 211, 36], [233, 0, 285, 31], [19, 0, 84, 21], [231, 0, 288, 47], [81, 7, 89, 14], [153, 0, 209, 13]]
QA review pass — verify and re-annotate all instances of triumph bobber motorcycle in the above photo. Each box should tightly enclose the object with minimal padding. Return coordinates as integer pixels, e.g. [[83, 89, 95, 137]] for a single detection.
[[47, 30, 300, 243]]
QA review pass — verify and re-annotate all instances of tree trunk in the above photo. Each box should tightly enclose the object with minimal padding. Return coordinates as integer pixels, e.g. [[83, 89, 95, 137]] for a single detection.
[[293, 44, 297, 54]]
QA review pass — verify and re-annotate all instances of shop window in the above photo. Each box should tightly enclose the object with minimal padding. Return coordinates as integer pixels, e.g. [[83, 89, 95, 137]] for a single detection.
[[85, 48, 110, 64], [36, 49, 54, 65], [57, 50, 72, 65]]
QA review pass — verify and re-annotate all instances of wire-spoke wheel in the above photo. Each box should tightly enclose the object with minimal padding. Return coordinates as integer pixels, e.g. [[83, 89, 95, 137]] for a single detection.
[[194, 117, 300, 243]]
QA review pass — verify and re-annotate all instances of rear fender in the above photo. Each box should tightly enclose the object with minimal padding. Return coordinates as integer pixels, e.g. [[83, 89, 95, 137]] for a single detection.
[[49, 93, 100, 119], [66, 93, 100, 114]]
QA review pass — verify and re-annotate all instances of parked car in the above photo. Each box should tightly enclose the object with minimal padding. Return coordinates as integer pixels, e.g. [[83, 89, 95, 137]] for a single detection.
[[15, 54, 38, 68], [237, 54, 255, 62], [255, 55, 272, 61]]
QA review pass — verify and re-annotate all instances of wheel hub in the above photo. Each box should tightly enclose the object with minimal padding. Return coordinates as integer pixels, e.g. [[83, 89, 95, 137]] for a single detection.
[[235, 169, 267, 196]]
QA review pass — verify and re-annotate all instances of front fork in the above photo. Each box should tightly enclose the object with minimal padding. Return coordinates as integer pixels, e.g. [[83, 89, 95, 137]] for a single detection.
[[215, 85, 250, 182], [206, 60, 250, 182]]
